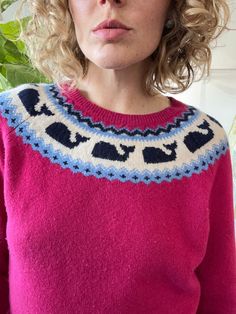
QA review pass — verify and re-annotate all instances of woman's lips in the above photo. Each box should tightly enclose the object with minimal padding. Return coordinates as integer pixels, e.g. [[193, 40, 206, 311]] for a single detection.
[[92, 28, 131, 40]]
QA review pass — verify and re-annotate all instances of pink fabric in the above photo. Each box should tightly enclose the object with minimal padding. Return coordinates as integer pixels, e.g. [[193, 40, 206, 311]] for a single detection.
[[0, 83, 235, 313]]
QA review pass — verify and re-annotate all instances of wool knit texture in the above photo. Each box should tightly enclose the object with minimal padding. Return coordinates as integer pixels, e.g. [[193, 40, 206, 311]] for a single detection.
[[0, 82, 236, 314]]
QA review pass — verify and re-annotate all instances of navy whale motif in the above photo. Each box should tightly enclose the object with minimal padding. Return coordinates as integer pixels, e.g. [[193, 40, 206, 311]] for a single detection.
[[143, 141, 178, 164], [19, 89, 54, 117], [183, 120, 214, 153], [46, 122, 90, 149], [92, 141, 135, 161]]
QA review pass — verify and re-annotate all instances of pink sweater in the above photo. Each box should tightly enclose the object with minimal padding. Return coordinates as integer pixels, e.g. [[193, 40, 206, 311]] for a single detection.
[[0, 82, 235, 314]]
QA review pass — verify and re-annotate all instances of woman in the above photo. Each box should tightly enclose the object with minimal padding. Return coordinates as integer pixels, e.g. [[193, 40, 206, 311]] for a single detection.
[[0, 0, 235, 313]]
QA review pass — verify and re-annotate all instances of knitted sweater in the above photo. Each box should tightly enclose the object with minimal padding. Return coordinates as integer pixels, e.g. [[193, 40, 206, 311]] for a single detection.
[[0, 82, 235, 314]]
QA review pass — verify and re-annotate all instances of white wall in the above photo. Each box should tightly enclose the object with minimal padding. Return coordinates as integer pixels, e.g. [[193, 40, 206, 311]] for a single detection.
[[0, 1, 29, 21]]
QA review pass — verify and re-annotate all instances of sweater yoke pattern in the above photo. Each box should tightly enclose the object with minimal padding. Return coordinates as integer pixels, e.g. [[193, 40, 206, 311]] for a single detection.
[[0, 83, 229, 184]]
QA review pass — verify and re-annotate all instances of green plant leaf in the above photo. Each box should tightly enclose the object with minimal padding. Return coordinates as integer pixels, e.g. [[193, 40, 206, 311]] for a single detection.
[[0, 20, 21, 40], [1, 0, 18, 14], [0, 72, 11, 92], [2, 63, 51, 87], [0, 35, 7, 62]]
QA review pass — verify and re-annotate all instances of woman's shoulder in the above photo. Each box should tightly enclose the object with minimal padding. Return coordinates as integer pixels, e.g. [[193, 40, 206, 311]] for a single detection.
[[0, 82, 52, 120], [0, 83, 50, 111], [0, 82, 49, 101], [177, 99, 229, 144], [183, 102, 230, 175], [0, 82, 52, 138]]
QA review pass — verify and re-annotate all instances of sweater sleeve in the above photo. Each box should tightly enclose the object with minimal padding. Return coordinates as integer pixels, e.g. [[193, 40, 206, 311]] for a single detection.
[[0, 114, 10, 313], [196, 143, 236, 313]]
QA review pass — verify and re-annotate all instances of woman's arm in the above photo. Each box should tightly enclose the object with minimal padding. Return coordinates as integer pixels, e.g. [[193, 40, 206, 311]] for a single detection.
[[196, 145, 236, 313], [0, 113, 10, 313]]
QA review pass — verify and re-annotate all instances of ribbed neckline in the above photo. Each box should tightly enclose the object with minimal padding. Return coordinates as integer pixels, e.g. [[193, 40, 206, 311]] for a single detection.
[[55, 83, 188, 127]]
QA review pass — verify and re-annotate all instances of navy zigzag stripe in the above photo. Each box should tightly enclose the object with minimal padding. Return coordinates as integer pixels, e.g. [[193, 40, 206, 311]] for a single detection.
[[50, 84, 198, 137]]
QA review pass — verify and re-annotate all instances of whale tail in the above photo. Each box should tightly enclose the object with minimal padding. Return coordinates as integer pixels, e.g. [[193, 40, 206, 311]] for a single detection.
[[120, 144, 135, 154], [163, 141, 177, 150]]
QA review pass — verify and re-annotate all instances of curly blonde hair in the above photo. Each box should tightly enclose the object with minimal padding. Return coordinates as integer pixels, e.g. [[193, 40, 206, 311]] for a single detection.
[[16, 0, 230, 95]]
